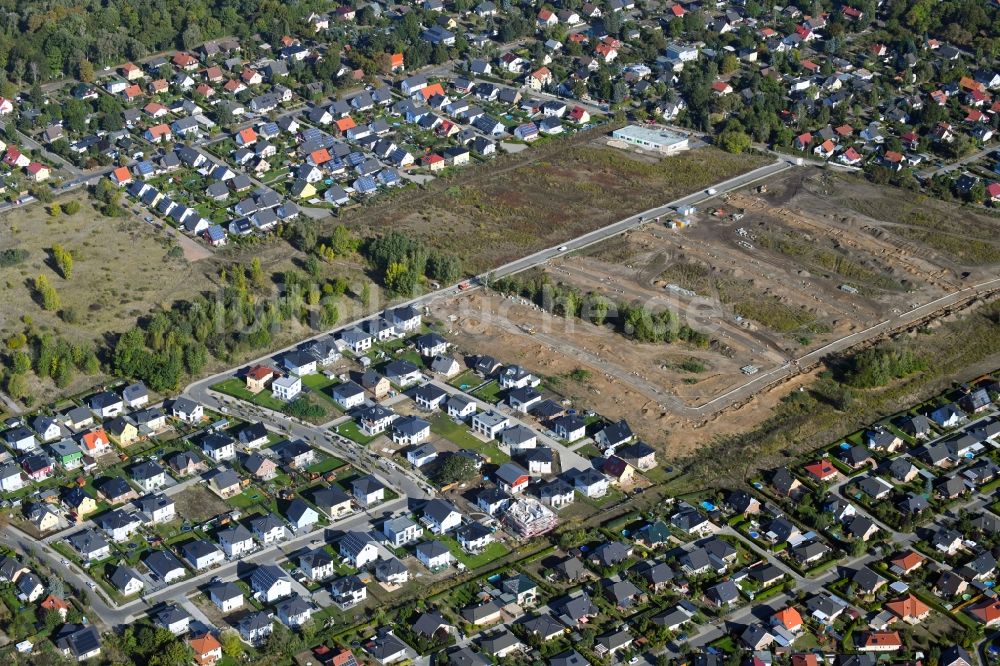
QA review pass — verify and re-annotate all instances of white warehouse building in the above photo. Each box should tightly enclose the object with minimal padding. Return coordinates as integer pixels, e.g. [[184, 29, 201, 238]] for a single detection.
[[611, 125, 690, 155]]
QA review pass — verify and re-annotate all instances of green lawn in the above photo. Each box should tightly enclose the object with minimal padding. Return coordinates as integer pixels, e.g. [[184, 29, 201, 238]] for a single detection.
[[213, 377, 287, 411], [430, 415, 509, 463], [581, 487, 626, 508], [448, 370, 480, 390], [575, 443, 603, 459], [437, 534, 511, 570], [335, 420, 379, 445], [307, 455, 348, 475], [214, 377, 335, 423], [471, 380, 504, 405], [301, 374, 345, 412], [227, 489, 266, 510]]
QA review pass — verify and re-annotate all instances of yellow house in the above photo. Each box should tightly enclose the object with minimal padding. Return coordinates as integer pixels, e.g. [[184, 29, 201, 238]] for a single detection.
[[293, 181, 317, 200], [361, 371, 391, 401], [28, 505, 61, 532], [246, 365, 274, 394], [108, 418, 140, 446], [75, 495, 98, 518], [601, 456, 637, 486], [37, 511, 60, 531]]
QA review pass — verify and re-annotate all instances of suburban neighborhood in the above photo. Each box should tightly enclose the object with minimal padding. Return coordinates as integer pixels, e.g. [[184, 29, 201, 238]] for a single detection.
[[0, 0, 999, 664]]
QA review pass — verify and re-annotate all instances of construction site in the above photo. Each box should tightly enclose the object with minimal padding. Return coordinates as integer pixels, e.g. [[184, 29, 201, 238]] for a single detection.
[[502, 498, 559, 538], [432, 167, 1000, 457]]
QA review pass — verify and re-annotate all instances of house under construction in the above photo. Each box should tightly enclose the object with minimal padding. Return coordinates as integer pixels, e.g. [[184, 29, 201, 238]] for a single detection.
[[503, 498, 558, 538]]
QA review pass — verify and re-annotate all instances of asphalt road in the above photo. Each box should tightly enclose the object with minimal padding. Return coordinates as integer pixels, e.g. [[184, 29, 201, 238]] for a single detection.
[[0, 496, 407, 627], [180, 153, 1000, 422], [0, 522, 126, 625], [183, 156, 795, 402]]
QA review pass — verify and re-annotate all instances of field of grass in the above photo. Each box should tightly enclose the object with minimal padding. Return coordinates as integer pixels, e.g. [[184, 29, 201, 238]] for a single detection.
[[448, 370, 480, 389], [437, 534, 510, 570], [301, 373, 345, 411], [213, 377, 288, 411], [307, 455, 347, 475], [213, 377, 335, 423], [844, 184, 1000, 242], [342, 144, 771, 273], [430, 415, 509, 463], [471, 381, 504, 405], [0, 196, 205, 350], [335, 420, 379, 445], [889, 227, 1000, 264]]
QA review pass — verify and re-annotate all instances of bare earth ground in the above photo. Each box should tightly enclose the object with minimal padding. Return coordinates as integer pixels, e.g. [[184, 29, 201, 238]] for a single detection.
[[433, 168, 1000, 458], [341, 143, 772, 273], [172, 485, 231, 523], [438, 289, 822, 458]]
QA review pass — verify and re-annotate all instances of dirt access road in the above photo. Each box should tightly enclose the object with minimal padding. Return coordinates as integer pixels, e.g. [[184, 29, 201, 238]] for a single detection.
[[433, 168, 1000, 455]]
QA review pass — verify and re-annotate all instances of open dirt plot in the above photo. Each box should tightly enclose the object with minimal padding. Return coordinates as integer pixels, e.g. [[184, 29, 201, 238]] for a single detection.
[[435, 289, 823, 458], [432, 168, 1000, 459], [340, 144, 771, 273], [172, 485, 231, 523]]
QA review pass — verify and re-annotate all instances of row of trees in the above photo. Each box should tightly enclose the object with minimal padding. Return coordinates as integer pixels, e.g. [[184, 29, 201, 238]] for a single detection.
[[51, 244, 73, 279], [0, 0, 338, 84], [491, 274, 711, 347], [32, 275, 60, 311]]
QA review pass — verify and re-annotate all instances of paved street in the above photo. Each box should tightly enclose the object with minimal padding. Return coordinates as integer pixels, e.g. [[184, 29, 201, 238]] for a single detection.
[[1, 496, 406, 627], [918, 144, 997, 179], [182, 157, 795, 409]]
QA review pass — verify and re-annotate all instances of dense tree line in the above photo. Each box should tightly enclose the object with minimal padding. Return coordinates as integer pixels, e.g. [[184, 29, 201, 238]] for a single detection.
[[362, 231, 463, 297], [841, 343, 928, 388], [0, 0, 332, 84], [491, 274, 710, 347], [2, 330, 100, 402]]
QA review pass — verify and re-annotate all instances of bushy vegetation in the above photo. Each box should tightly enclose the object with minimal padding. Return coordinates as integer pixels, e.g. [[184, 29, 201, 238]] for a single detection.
[[111, 262, 328, 392], [492, 273, 710, 347], [842, 343, 928, 388], [32, 274, 60, 311], [362, 231, 463, 297], [283, 396, 325, 419], [0, 248, 27, 267], [2, 329, 100, 401], [51, 244, 73, 279], [435, 455, 478, 485]]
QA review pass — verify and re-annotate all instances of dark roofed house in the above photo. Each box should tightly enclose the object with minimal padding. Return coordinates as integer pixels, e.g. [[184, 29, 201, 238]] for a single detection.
[[553, 592, 598, 626], [602, 579, 643, 609], [589, 541, 632, 567], [706, 580, 740, 607], [55, 624, 102, 662], [771, 467, 803, 497], [897, 414, 932, 438], [412, 610, 454, 639]]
